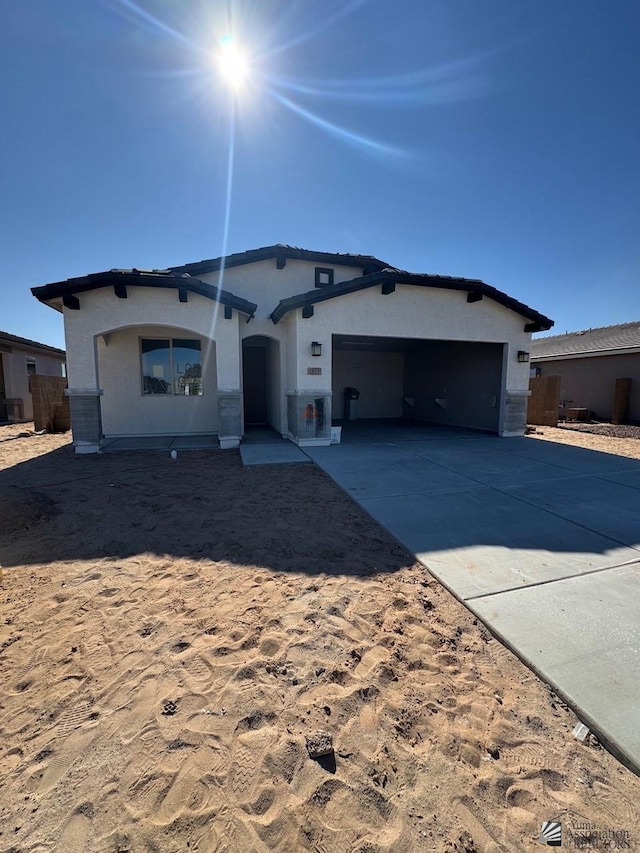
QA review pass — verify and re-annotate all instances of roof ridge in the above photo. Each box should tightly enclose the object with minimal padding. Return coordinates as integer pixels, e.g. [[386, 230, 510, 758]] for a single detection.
[[168, 244, 389, 274]]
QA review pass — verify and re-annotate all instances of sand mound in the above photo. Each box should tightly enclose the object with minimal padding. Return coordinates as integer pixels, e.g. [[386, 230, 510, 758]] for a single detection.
[[0, 486, 52, 536]]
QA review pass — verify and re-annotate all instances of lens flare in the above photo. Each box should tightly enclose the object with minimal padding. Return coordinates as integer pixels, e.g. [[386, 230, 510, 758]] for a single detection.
[[218, 36, 250, 90]]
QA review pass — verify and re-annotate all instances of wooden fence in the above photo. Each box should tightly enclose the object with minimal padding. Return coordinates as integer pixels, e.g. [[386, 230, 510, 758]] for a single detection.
[[527, 375, 560, 427], [30, 375, 70, 432]]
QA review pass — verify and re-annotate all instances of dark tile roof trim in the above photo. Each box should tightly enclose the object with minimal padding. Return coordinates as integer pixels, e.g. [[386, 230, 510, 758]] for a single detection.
[[32, 270, 258, 319], [0, 330, 65, 356], [269, 269, 554, 332], [531, 321, 640, 359], [168, 244, 388, 278]]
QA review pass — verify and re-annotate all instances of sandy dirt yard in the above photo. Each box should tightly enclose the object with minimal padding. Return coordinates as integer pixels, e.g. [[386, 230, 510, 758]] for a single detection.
[[529, 425, 640, 460], [1, 425, 639, 853]]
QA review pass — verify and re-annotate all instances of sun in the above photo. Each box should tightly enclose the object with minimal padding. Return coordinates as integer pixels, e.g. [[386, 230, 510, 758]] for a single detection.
[[217, 35, 250, 90]]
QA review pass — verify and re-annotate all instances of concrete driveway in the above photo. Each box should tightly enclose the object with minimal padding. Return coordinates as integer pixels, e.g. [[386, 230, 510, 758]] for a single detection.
[[306, 424, 640, 774]]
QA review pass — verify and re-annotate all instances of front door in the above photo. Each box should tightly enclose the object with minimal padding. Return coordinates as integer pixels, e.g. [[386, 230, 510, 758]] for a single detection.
[[242, 344, 267, 425]]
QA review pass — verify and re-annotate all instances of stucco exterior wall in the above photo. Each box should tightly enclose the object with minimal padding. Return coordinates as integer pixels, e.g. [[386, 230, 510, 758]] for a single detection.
[[199, 259, 367, 322], [286, 285, 531, 394], [535, 353, 640, 422], [63, 286, 241, 391], [265, 338, 281, 431], [98, 326, 218, 436], [62, 286, 242, 443], [1, 346, 65, 421]]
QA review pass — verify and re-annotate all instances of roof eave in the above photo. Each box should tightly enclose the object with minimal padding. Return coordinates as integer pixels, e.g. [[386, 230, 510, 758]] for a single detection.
[[270, 270, 554, 330], [32, 272, 257, 319]]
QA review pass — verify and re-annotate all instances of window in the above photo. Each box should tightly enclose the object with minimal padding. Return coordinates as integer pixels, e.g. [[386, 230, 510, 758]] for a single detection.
[[141, 338, 203, 395], [315, 267, 334, 288], [26, 357, 37, 376]]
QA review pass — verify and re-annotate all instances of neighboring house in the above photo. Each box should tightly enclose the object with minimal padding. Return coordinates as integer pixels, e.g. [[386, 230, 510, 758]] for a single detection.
[[32, 244, 553, 453], [531, 322, 640, 422], [0, 331, 66, 423]]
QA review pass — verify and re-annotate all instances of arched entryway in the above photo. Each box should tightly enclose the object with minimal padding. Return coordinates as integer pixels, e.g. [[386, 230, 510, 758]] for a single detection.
[[241, 335, 281, 431]]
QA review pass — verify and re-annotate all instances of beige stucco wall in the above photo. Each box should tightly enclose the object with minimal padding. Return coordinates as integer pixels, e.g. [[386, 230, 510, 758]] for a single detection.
[[1, 345, 65, 420], [535, 352, 640, 421], [64, 286, 241, 391], [62, 286, 242, 437], [199, 259, 367, 433], [199, 259, 366, 322], [265, 338, 281, 431], [97, 326, 217, 436], [284, 285, 531, 396]]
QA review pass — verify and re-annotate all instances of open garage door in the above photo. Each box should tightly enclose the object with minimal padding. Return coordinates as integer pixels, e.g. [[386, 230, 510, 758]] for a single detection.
[[332, 335, 504, 434]]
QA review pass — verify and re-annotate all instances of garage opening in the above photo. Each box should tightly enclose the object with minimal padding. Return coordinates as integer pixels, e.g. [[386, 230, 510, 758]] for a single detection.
[[332, 335, 504, 434], [242, 335, 281, 430]]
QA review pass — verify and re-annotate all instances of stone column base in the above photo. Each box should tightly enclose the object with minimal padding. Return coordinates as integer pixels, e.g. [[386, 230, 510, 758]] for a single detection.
[[286, 391, 332, 446], [500, 389, 531, 437], [4, 399, 25, 423], [217, 390, 243, 449], [219, 436, 241, 449], [65, 388, 104, 453]]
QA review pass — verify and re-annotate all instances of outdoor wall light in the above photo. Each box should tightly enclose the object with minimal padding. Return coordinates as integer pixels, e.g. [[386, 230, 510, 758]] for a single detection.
[[311, 341, 322, 357], [517, 350, 530, 363]]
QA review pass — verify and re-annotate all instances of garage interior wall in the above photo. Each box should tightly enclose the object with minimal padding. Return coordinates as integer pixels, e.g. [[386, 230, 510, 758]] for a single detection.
[[332, 338, 503, 432], [403, 341, 503, 431], [332, 349, 405, 419]]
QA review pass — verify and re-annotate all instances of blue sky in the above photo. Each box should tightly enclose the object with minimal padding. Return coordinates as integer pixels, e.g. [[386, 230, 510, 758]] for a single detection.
[[2, 0, 638, 349]]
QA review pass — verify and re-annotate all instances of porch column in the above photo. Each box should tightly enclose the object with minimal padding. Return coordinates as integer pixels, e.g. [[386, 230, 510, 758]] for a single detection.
[[65, 331, 103, 454], [215, 319, 242, 449], [65, 388, 104, 453], [500, 389, 531, 437], [286, 391, 332, 446], [499, 343, 532, 437]]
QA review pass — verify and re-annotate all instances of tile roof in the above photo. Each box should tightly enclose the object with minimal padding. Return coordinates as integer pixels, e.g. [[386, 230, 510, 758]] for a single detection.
[[168, 244, 389, 277], [31, 270, 258, 318], [31, 245, 553, 333], [0, 330, 65, 356], [531, 321, 640, 359]]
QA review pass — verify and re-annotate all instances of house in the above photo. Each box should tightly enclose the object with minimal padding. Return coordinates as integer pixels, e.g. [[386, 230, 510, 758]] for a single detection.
[[31, 245, 553, 453], [0, 331, 66, 423], [531, 322, 640, 422]]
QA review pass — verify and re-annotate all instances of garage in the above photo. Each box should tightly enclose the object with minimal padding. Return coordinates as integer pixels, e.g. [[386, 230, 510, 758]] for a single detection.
[[332, 334, 504, 433]]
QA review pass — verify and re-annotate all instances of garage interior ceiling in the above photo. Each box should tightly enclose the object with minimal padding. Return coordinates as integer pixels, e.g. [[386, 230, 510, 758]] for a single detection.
[[333, 334, 431, 352]]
